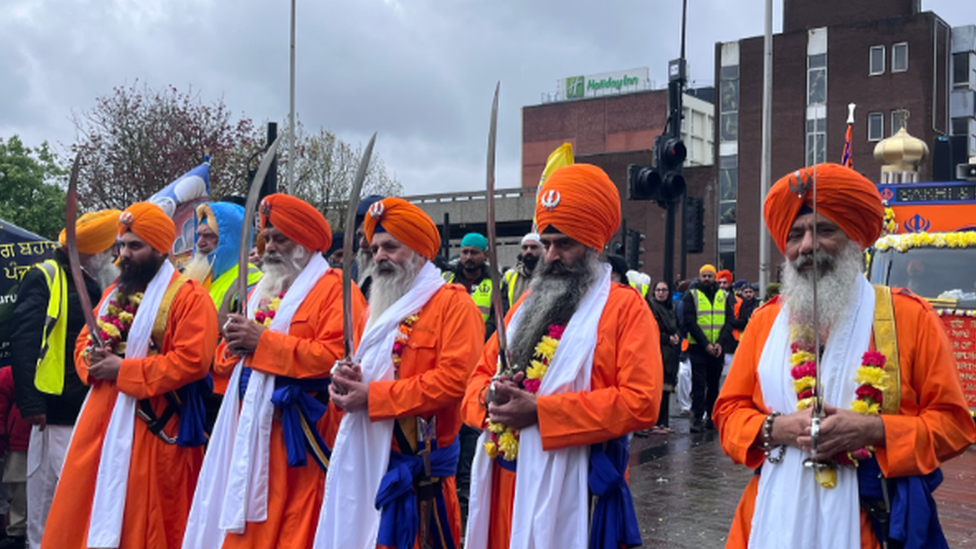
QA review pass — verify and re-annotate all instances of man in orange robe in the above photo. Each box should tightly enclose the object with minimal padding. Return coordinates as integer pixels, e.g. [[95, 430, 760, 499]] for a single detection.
[[181, 194, 366, 549], [42, 203, 218, 549], [461, 164, 661, 549], [713, 163, 976, 549], [313, 198, 484, 549]]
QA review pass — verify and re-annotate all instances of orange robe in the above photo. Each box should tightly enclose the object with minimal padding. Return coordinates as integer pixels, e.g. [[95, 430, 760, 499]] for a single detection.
[[713, 290, 976, 549], [214, 269, 366, 549], [460, 283, 662, 549], [370, 284, 485, 549], [41, 274, 218, 549]]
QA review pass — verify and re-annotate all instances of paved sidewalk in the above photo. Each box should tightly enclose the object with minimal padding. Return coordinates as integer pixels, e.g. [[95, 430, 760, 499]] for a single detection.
[[628, 412, 976, 548]]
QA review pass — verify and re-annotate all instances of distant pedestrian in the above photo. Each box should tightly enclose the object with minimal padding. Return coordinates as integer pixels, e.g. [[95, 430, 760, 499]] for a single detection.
[[644, 281, 679, 435], [683, 265, 734, 433]]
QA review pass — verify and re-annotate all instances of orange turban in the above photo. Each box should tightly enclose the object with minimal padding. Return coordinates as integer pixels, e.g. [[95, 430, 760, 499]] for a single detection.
[[764, 163, 884, 254], [59, 209, 121, 255], [259, 194, 332, 252], [717, 269, 733, 283], [362, 197, 440, 261], [118, 202, 176, 254], [535, 164, 621, 251]]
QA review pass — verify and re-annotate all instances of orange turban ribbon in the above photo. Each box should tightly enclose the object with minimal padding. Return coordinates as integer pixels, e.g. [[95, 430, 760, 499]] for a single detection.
[[59, 209, 122, 255], [362, 197, 440, 261], [259, 194, 332, 252], [764, 163, 884, 254], [534, 164, 621, 251], [118, 202, 176, 254]]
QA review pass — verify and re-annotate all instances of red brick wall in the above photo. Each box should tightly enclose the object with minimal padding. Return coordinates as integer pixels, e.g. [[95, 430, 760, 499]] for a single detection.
[[783, 0, 918, 34]]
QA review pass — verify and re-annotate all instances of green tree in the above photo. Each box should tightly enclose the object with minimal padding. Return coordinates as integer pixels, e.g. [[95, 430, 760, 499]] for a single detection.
[[0, 135, 67, 240]]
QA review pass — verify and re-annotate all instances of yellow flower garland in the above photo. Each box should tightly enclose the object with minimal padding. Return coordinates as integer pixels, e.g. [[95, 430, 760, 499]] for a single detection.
[[875, 231, 976, 253]]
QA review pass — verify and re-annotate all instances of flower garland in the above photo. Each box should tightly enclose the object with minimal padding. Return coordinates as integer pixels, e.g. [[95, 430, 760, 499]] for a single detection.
[[934, 308, 976, 317], [254, 292, 285, 327], [881, 204, 898, 237], [95, 292, 143, 355], [788, 328, 888, 488], [391, 313, 420, 376], [874, 231, 976, 253], [483, 324, 565, 461]]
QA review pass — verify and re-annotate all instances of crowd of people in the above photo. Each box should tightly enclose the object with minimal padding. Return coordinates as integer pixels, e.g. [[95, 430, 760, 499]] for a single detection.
[[0, 161, 971, 549]]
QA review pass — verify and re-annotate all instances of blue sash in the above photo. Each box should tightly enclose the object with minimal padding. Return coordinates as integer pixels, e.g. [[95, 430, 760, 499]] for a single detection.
[[375, 437, 460, 549], [857, 457, 948, 549], [174, 375, 213, 447], [589, 436, 642, 549], [241, 368, 332, 471]]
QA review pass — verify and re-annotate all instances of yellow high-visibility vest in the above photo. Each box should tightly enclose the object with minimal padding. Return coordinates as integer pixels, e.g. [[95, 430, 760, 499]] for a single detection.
[[444, 271, 493, 322], [688, 288, 726, 345], [31, 260, 68, 395]]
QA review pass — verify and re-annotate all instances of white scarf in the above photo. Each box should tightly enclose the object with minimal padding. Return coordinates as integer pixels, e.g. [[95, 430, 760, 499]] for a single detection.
[[465, 264, 612, 549], [749, 275, 875, 549], [87, 260, 175, 548], [312, 261, 445, 549], [181, 253, 329, 549]]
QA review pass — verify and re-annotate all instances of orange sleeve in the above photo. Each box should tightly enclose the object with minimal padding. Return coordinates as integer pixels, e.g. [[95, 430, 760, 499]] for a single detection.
[[875, 297, 976, 477], [535, 287, 662, 450], [713, 304, 779, 470], [73, 286, 115, 386], [116, 282, 219, 400], [249, 275, 366, 379], [369, 292, 485, 420], [461, 333, 498, 431]]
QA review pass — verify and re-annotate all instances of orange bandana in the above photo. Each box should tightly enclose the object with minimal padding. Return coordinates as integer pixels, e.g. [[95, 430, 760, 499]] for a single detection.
[[362, 197, 440, 261], [259, 194, 332, 252], [59, 209, 121, 255], [118, 202, 176, 254], [764, 163, 884, 253], [534, 164, 621, 251]]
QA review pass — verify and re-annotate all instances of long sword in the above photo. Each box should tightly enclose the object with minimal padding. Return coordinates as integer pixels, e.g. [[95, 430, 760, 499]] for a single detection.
[[64, 154, 104, 348], [237, 135, 282, 319], [342, 133, 377, 360], [484, 83, 507, 375]]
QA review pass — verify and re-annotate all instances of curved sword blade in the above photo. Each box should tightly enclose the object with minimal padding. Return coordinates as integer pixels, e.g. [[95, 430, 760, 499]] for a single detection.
[[484, 82, 508, 372], [342, 133, 377, 360], [65, 154, 104, 348], [238, 135, 282, 319]]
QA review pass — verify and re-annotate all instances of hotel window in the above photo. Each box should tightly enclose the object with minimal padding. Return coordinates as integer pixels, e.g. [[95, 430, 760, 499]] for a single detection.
[[868, 112, 884, 141], [718, 155, 737, 225], [805, 118, 826, 166], [719, 65, 739, 143], [892, 42, 908, 73], [891, 109, 908, 135], [807, 54, 826, 105], [870, 46, 885, 76]]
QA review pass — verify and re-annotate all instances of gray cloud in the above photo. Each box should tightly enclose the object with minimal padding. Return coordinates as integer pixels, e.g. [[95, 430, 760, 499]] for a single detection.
[[1, 0, 971, 195]]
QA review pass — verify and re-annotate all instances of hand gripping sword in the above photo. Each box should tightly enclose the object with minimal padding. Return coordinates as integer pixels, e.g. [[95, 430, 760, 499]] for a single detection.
[[64, 154, 104, 349], [238, 135, 282, 320], [341, 133, 377, 361], [482, 83, 506, 405]]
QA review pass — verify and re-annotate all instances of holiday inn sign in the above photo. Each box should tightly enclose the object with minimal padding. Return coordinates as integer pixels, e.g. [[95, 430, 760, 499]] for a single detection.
[[559, 67, 650, 100]]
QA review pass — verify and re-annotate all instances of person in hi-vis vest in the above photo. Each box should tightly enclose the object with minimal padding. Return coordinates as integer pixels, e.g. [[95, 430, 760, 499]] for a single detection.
[[500, 233, 542, 312], [10, 210, 120, 549], [682, 264, 735, 433]]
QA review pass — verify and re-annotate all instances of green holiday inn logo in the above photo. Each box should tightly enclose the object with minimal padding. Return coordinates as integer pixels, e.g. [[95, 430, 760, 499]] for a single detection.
[[565, 76, 585, 99], [587, 74, 640, 92]]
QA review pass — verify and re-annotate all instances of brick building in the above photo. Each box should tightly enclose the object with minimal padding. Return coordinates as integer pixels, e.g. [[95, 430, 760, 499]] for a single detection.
[[717, 0, 965, 280]]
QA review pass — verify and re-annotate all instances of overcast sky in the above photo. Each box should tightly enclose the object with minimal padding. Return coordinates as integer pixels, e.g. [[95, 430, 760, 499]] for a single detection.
[[1, 0, 971, 196]]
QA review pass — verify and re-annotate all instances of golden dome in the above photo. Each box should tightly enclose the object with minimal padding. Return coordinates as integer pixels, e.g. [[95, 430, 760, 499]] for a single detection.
[[873, 127, 929, 171]]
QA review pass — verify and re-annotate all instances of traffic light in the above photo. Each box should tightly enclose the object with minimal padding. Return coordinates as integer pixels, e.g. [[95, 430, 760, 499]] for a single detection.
[[627, 135, 687, 206], [625, 230, 645, 270], [684, 196, 704, 254], [611, 241, 625, 257]]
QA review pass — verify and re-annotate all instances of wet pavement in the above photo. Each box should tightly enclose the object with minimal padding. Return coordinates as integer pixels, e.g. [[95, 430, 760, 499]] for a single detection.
[[626, 402, 976, 548]]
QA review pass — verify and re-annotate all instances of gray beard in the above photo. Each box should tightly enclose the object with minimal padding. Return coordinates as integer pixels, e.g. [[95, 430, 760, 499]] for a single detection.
[[356, 249, 375, 285], [508, 250, 602, 370], [85, 250, 120, 292], [368, 253, 425, 328], [782, 240, 864, 343], [183, 252, 212, 283], [258, 245, 311, 301]]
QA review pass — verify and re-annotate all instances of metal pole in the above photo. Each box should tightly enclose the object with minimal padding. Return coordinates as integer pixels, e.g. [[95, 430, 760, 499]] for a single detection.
[[758, 0, 773, 295], [664, 204, 676, 288], [287, 0, 296, 194]]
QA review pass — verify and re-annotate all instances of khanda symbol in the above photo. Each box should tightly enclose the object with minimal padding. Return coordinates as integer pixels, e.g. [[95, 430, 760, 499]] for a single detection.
[[903, 213, 931, 233], [788, 170, 813, 197], [880, 187, 895, 202]]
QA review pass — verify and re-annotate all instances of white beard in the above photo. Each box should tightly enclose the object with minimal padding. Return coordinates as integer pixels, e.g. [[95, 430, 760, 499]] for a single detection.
[[258, 245, 312, 301], [367, 253, 425, 328], [85, 250, 120, 291], [781, 240, 864, 343], [183, 252, 213, 283]]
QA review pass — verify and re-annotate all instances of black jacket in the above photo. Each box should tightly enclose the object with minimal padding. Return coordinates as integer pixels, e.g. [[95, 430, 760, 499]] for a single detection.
[[10, 251, 103, 425], [682, 284, 735, 352]]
